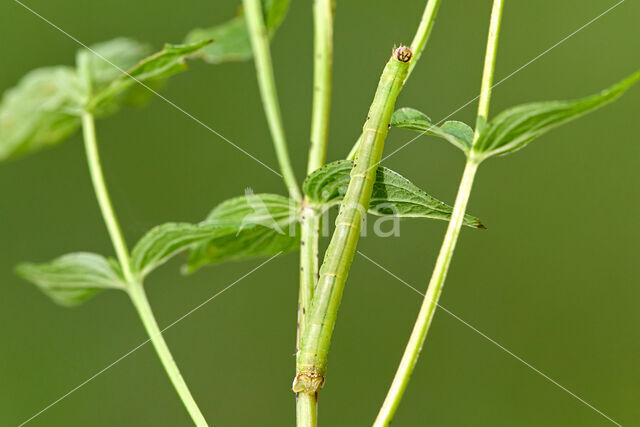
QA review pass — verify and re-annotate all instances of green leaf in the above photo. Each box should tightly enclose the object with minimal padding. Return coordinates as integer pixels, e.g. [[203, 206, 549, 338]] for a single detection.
[[262, 0, 291, 31], [186, 193, 300, 273], [16, 253, 125, 307], [131, 221, 242, 279], [89, 40, 211, 111], [77, 38, 152, 93], [474, 72, 640, 159], [391, 107, 474, 152], [186, 17, 252, 63], [303, 160, 483, 228], [0, 67, 84, 161], [185, 0, 290, 64], [0, 37, 208, 162]]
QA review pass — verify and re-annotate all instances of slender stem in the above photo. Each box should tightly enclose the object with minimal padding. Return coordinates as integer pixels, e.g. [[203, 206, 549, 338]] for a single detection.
[[373, 160, 478, 427], [294, 47, 412, 393], [307, 0, 334, 175], [297, 210, 320, 348], [81, 113, 135, 283], [297, 1, 334, 423], [345, 0, 441, 160], [128, 283, 209, 427], [345, 134, 361, 161], [243, 0, 302, 202], [474, 0, 504, 137], [81, 113, 208, 426], [407, 0, 442, 81], [296, 208, 320, 426], [296, 383, 318, 427], [374, 2, 504, 424]]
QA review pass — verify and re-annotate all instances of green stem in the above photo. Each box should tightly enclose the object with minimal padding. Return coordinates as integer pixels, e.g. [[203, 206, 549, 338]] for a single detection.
[[296, 381, 318, 427], [297, 2, 334, 423], [296, 208, 320, 426], [474, 0, 504, 137], [243, 0, 302, 202], [81, 113, 135, 284], [372, 159, 479, 427], [293, 47, 413, 393], [345, 0, 441, 160], [128, 283, 209, 427], [81, 113, 208, 427], [407, 0, 442, 81], [374, 2, 503, 424], [297, 209, 320, 349], [345, 134, 361, 161], [307, 0, 334, 175]]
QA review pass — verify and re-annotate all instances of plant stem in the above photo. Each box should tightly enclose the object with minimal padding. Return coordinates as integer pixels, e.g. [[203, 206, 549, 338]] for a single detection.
[[372, 159, 478, 427], [374, 2, 503, 424], [474, 0, 503, 137], [296, 208, 320, 426], [297, 2, 334, 423], [296, 385, 318, 427], [81, 112, 208, 426], [294, 47, 412, 394], [407, 0, 441, 81], [243, 0, 302, 202], [345, 134, 361, 161], [81, 113, 135, 284], [128, 282, 208, 427], [345, 0, 441, 160], [307, 0, 334, 175], [297, 210, 321, 347]]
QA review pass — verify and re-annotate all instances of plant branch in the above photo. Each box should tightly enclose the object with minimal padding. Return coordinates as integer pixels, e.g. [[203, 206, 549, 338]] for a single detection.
[[243, 0, 302, 202], [293, 47, 413, 394], [128, 282, 209, 427], [307, 0, 334, 175], [296, 375, 318, 427], [345, 0, 441, 159], [374, 2, 503, 424], [296, 2, 334, 423], [81, 113, 135, 283], [81, 112, 208, 426], [474, 0, 504, 136], [372, 159, 478, 427], [407, 0, 442, 81], [297, 210, 321, 349], [296, 208, 320, 426]]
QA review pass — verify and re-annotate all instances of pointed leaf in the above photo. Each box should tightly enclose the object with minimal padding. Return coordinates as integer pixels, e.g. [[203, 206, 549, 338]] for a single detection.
[[262, 0, 291, 31], [77, 38, 152, 93], [0, 67, 83, 161], [16, 253, 125, 306], [1, 38, 207, 162], [303, 160, 483, 228], [474, 72, 640, 159], [186, 17, 252, 63], [89, 40, 211, 111], [185, 0, 291, 64], [76, 38, 156, 114], [186, 193, 300, 273], [391, 107, 473, 152], [131, 221, 242, 279]]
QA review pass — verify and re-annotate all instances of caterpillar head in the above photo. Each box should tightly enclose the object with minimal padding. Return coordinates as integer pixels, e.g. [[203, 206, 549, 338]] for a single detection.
[[394, 45, 413, 63]]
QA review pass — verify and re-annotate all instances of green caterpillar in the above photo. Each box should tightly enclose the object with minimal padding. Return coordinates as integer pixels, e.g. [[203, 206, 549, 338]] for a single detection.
[[294, 46, 412, 393]]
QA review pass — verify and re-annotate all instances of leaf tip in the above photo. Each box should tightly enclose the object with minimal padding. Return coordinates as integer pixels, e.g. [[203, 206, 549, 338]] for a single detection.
[[14, 262, 35, 280], [180, 264, 196, 276]]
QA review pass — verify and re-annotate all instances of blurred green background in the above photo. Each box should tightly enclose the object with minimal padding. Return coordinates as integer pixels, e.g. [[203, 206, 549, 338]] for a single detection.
[[1, 0, 638, 425]]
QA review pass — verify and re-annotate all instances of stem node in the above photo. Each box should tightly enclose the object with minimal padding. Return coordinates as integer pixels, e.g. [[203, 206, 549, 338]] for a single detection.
[[293, 370, 325, 393]]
